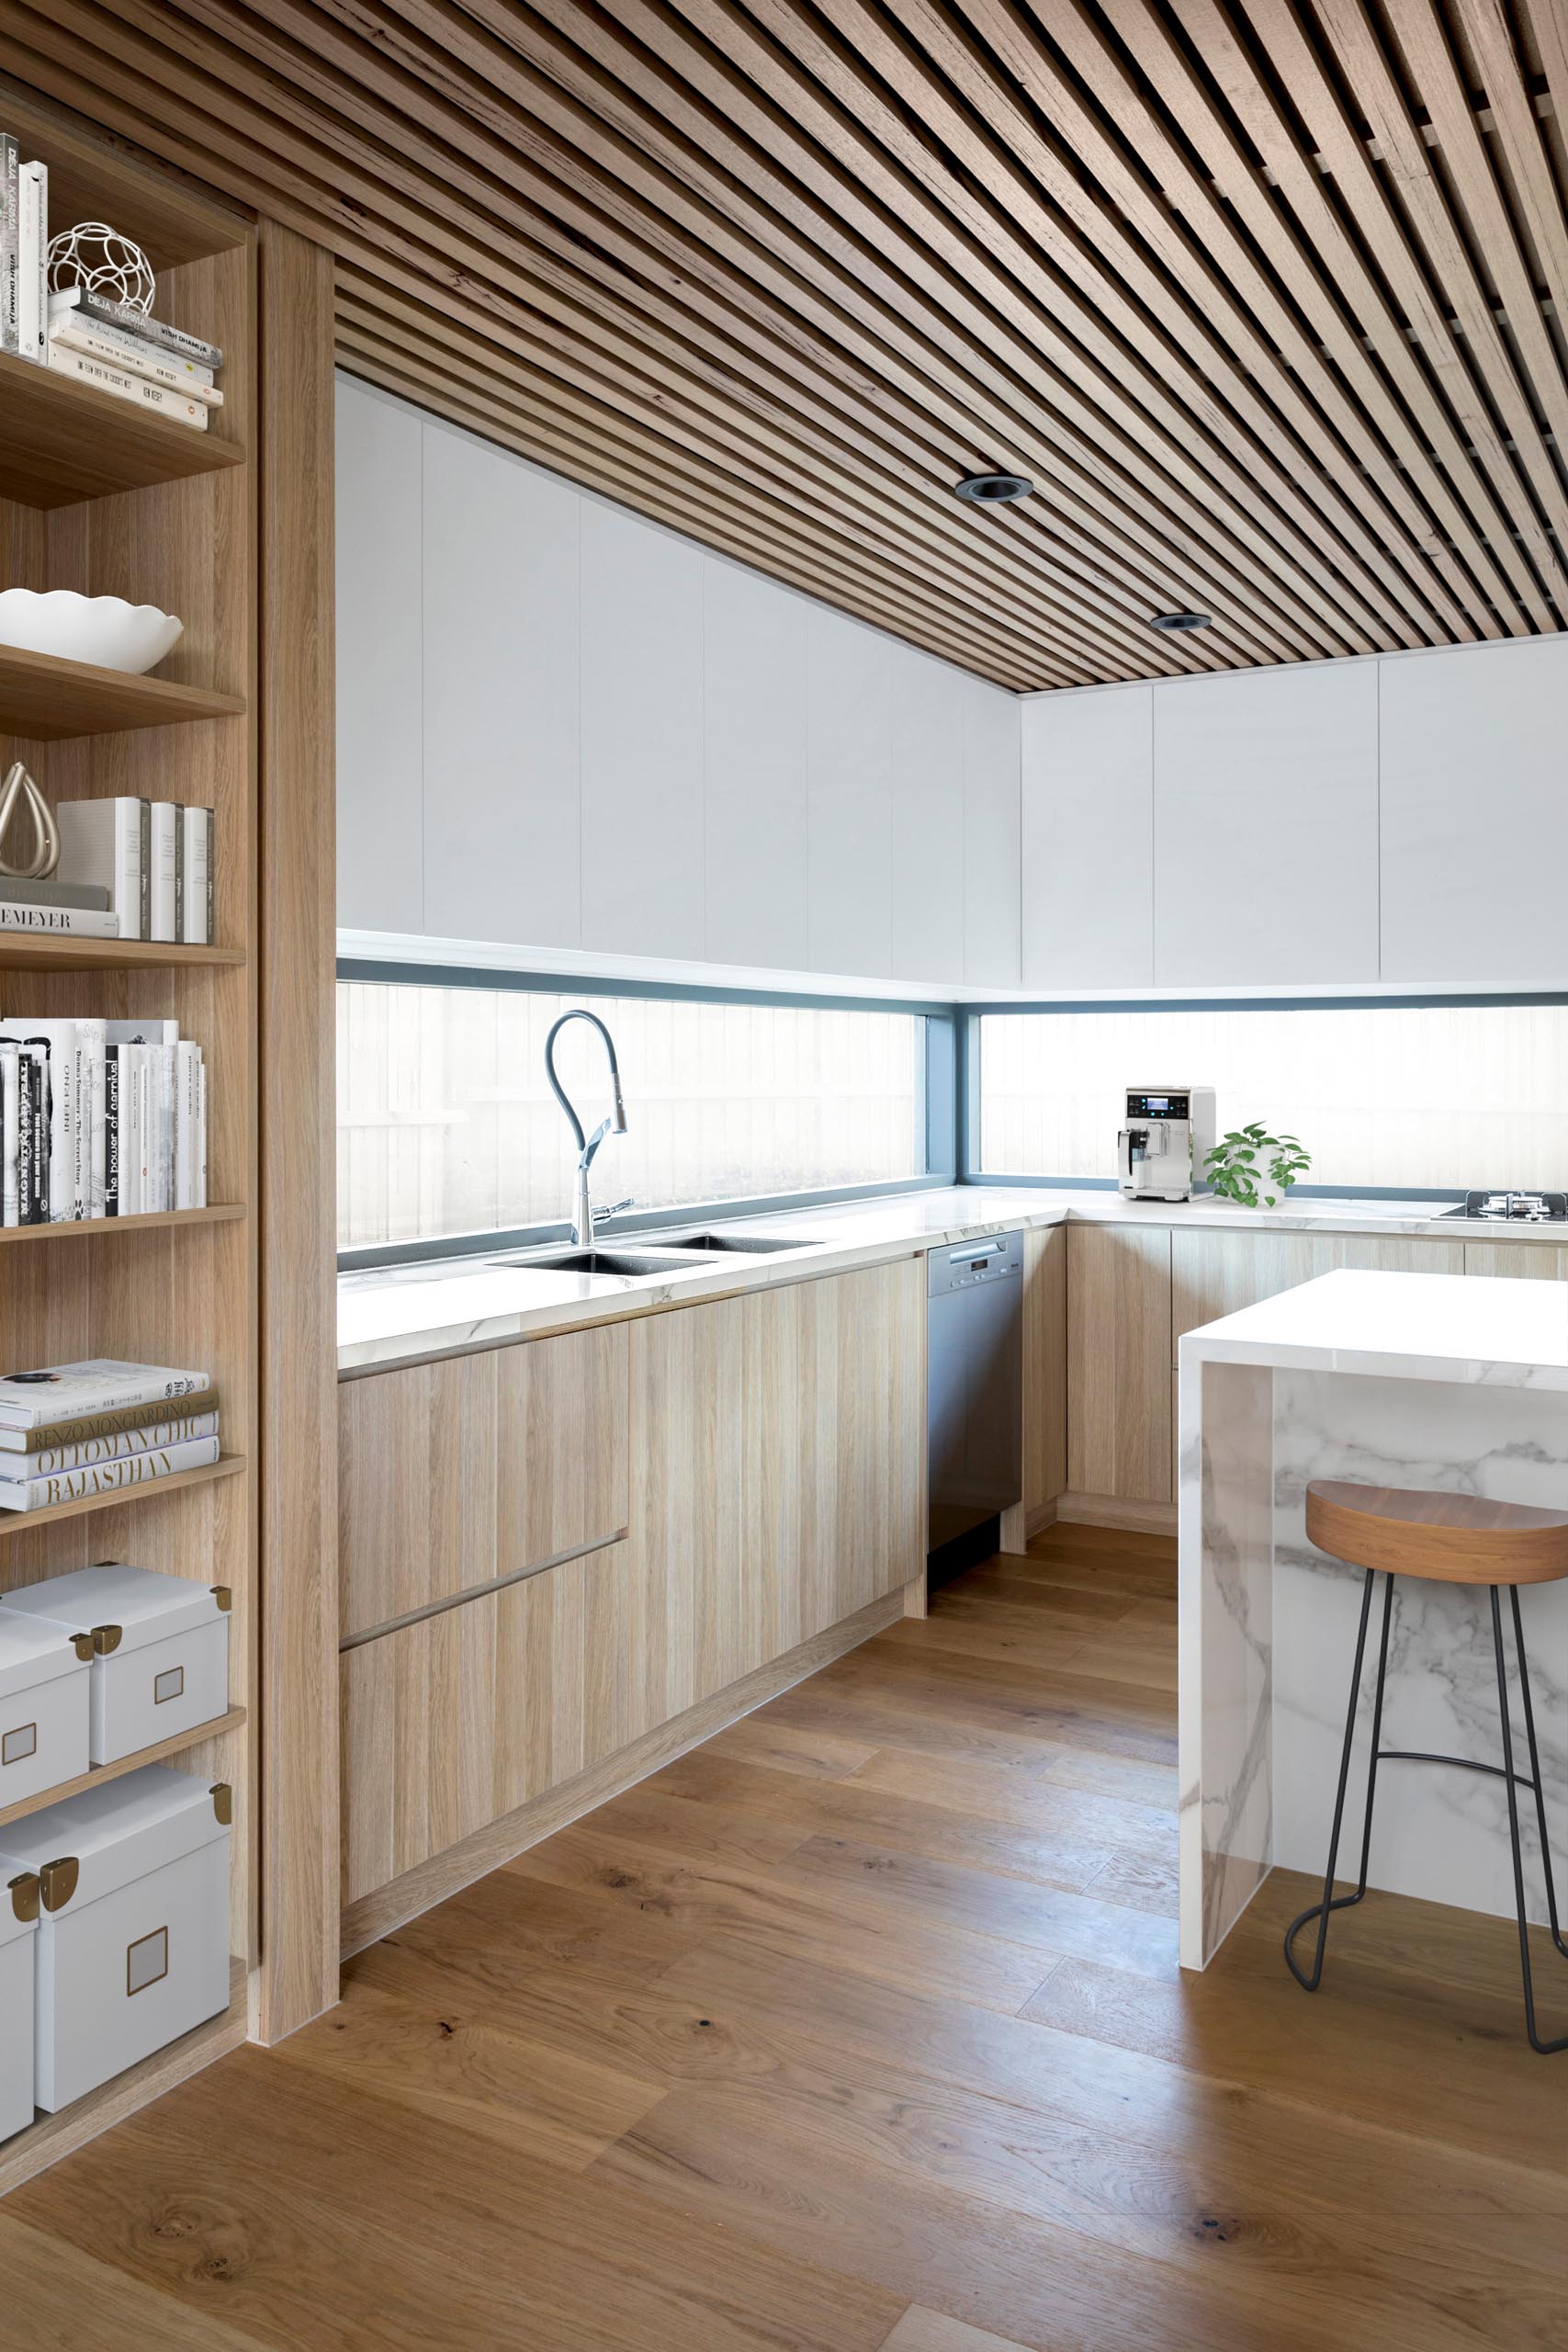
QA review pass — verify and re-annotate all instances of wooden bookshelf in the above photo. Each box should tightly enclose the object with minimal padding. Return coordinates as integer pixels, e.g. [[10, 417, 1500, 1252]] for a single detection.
[[0, 1705, 246, 1831], [0, 934, 243, 973], [0, 1454, 244, 1539], [0, 639, 244, 738], [0, 83, 258, 2198], [0, 348, 245, 507], [0, 1203, 243, 1244]]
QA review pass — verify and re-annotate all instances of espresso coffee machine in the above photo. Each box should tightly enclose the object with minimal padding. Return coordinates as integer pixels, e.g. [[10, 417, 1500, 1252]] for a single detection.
[[1118, 1087, 1215, 1203]]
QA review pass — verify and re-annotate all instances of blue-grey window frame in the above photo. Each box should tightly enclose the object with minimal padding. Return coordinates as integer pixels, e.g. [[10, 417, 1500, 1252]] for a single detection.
[[336, 958, 962, 1271], [958, 991, 1568, 1204]]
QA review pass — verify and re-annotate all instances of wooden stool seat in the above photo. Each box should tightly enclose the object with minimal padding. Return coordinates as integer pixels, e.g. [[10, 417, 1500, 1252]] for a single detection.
[[1305, 1480, 1568, 1587]]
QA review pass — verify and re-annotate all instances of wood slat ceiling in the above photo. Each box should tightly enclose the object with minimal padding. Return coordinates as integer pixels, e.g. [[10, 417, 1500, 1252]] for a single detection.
[[4, 0, 1567, 687]]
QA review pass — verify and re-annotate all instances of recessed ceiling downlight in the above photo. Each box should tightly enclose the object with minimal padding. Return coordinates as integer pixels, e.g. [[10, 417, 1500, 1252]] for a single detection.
[[953, 471, 1033, 504], [1150, 609, 1212, 630]]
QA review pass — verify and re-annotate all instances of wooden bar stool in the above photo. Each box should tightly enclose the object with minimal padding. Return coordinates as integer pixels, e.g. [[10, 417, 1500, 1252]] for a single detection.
[[1290, 1480, 1568, 2054]]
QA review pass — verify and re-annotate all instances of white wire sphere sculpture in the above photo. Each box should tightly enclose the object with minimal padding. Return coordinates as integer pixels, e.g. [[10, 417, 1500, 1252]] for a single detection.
[[47, 222, 156, 315]]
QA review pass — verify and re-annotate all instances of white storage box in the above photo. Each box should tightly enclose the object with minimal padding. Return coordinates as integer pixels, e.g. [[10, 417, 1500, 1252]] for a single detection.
[[0, 1867, 39, 2142], [0, 1566, 230, 1764], [0, 1764, 231, 2111], [0, 1613, 90, 1804]]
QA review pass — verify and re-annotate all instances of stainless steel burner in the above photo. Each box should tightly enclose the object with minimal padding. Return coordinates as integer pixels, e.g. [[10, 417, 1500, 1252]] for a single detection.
[[1442, 1190, 1568, 1223]]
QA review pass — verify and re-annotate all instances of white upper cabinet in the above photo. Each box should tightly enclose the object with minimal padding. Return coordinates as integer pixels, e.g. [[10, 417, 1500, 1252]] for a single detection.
[[1380, 638, 1568, 986], [807, 606, 893, 978], [421, 424, 581, 951], [889, 643, 965, 985], [1153, 662, 1379, 987], [580, 503, 705, 963], [1021, 684, 1153, 990], [702, 561, 808, 972], [962, 678, 1021, 989], [335, 379, 423, 934]]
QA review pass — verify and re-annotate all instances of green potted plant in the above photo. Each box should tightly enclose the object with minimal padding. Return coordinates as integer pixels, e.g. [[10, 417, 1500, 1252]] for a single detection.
[[1205, 1123, 1311, 1210]]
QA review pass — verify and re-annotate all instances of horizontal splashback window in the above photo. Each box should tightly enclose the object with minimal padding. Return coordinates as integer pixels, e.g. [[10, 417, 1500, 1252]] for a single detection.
[[339, 977, 926, 1251], [976, 1001, 1568, 1193]]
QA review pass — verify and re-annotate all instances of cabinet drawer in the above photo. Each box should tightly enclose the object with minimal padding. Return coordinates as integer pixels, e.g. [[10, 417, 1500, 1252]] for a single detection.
[[339, 1322, 629, 1640]]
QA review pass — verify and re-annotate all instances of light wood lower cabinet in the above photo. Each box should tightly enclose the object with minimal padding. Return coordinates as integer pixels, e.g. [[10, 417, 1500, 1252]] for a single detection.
[[339, 1260, 925, 1907], [1463, 1243, 1568, 1280], [1066, 1225, 1173, 1504], [1169, 1230, 1463, 1362], [1022, 1226, 1068, 1518], [338, 1321, 630, 1640]]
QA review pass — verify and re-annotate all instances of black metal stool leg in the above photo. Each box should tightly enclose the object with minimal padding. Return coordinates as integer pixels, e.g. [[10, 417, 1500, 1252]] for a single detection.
[[1492, 1586, 1568, 2055], [1510, 1588, 1568, 1969], [1285, 1567, 1393, 1991]]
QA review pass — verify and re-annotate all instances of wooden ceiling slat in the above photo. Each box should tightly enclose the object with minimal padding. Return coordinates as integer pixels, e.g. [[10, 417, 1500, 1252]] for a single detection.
[[509, 0, 1364, 657], [1318, 0, 1568, 557], [1240, 0, 1564, 624], [967, 0, 1487, 643], [183, 0, 1212, 676], [3, 0, 1562, 687], [355, 0, 1300, 662], [630, 0, 1416, 652]]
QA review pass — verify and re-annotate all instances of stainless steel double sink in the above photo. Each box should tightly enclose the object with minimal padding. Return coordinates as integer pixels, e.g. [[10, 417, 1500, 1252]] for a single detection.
[[487, 1230, 818, 1281]]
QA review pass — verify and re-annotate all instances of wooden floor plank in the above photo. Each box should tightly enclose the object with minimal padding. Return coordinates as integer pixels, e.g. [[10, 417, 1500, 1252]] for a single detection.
[[6, 1521, 1557, 2352]]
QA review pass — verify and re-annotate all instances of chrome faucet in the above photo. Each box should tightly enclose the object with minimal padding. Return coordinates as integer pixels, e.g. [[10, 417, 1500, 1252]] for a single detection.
[[544, 1010, 629, 1248]]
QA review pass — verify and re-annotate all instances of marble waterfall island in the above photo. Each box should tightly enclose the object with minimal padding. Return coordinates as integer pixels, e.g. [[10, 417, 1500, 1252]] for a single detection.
[[1179, 1268, 1568, 1969]]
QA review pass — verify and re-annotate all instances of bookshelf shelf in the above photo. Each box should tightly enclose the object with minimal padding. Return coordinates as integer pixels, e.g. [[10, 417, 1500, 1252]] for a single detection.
[[0, 933, 243, 974], [0, 1957, 247, 2199], [0, 640, 244, 739], [0, 348, 244, 509], [0, 1453, 244, 1540], [0, 1704, 245, 1831], [0, 1204, 243, 1244]]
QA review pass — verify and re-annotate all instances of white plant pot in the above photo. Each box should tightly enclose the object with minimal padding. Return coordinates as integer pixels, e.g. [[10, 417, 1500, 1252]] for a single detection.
[[0, 590, 184, 675]]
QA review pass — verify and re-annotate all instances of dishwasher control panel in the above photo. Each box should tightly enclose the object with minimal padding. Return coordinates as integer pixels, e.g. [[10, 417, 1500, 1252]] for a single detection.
[[928, 1230, 1024, 1295]]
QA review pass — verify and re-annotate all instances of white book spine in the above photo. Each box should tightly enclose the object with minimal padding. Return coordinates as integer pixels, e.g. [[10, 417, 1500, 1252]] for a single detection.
[[125, 1046, 146, 1217], [182, 806, 211, 945], [0, 1043, 17, 1227], [29, 1409, 219, 1476], [154, 1043, 175, 1213], [48, 316, 223, 402], [196, 1057, 208, 1207], [0, 1432, 220, 1511], [0, 138, 17, 356], [0, 902, 118, 938], [16, 161, 45, 365], [78, 1018, 107, 1220], [45, 295, 215, 384], [175, 1041, 201, 1211], [43, 341, 209, 429], [149, 803, 178, 942]]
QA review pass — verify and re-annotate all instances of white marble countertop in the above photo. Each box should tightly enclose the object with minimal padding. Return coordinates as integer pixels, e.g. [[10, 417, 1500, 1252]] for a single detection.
[[339, 1183, 1562, 1377], [1179, 1265, 1568, 1388]]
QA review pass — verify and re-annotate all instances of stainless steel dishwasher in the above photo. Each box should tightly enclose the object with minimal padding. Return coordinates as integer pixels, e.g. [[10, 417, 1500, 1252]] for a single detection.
[[927, 1230, 1024, 1577]]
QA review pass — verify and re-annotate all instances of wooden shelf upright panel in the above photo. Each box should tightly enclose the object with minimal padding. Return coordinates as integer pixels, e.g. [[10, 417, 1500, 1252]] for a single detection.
[[0, 78, 257, 2197]]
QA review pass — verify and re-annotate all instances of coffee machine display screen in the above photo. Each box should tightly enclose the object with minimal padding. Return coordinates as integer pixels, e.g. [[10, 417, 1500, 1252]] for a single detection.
[[1127, 1092, 1190, 1120]]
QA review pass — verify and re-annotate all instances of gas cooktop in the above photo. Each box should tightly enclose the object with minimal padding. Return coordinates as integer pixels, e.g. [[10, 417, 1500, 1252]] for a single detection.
[[1440, 1190, 1568, 1223]]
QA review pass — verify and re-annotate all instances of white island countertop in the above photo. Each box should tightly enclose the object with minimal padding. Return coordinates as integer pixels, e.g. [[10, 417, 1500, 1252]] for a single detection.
[[1180, 1265, 1568, 1388], [340, 1184, 1568, 1376]]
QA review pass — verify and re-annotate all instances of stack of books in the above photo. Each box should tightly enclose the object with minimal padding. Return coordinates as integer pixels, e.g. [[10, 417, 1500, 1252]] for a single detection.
[[0, 132, 48, 367], [46, 288, 221, 432], [50, 797, 216, 944], [0, 1016, 208, 1224], [0, 1359, 217, 1512]]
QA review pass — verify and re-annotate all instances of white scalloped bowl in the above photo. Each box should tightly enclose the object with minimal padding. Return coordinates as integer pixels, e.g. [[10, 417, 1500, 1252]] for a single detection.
[[0, 589, 184, 674]]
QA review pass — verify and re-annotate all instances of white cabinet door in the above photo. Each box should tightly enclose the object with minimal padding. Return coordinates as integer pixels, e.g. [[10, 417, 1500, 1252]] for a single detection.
[[807, 607, 892, 978], [889, 644, 964, 984], [1380, 638, 1568, 985], [335, 378, 423, 933], [963, 677, 1021, 989], [422, 425, 581, 951], [1153, 662, 1378, 986], [1021, 684, 1153, 989], [580, 503, 705, 962], [702, 560, 808, 971]]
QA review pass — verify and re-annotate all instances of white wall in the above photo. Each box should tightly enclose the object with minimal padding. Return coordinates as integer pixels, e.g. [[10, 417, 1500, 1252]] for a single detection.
[[336, 374, 1021, 993], [1021, 631, 1568, 994]]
